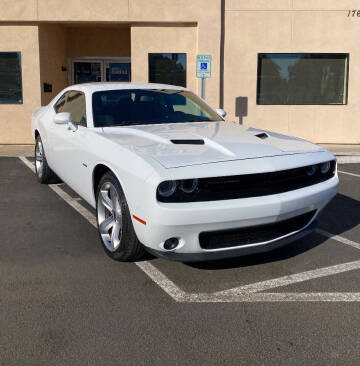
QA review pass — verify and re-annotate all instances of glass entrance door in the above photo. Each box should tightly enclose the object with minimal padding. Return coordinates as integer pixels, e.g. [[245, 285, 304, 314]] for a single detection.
[[73, 61, 102, 84], [71, 58, 131, 84]]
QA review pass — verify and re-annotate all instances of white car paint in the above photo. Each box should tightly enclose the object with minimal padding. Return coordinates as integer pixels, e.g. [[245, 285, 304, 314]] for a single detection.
[[31, 82, 338, 261]]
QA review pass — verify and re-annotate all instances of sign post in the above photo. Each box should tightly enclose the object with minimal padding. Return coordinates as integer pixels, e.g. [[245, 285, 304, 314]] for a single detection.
[[196, 54, 212, 100]]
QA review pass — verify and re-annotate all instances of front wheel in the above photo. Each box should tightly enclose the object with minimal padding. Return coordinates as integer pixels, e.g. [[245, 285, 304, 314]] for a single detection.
[[96, 172, 146, 261], [35, 135, 60, 184]]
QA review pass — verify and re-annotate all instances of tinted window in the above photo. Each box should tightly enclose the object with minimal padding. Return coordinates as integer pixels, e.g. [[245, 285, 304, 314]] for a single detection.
[[54, 91, 87, 126], [92, 89, 221, 127], [257, 53, 348, 105], [149, 53, 186, 87], [0, 52, 22, 104]]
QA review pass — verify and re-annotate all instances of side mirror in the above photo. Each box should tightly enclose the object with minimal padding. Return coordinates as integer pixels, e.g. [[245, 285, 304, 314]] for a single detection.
[[53, 112, 71, 125], [53, 112, 78, 131], [215, 108, 227, 119]]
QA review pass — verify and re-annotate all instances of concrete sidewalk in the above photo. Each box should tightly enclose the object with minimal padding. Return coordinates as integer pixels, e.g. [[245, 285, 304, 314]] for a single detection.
[[1, 144, 360, 163], [0, 144, 34, 157], [320, 144, 360, 163], [320, 144, 360, 156]]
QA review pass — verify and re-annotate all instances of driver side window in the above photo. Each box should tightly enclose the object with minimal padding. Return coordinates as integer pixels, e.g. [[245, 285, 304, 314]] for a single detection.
[[54, 91, 87, 127], [54, 94, 66, 113]]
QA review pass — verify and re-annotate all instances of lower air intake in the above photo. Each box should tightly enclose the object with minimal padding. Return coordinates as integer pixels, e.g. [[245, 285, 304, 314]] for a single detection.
[[199, 210, 316, 250]]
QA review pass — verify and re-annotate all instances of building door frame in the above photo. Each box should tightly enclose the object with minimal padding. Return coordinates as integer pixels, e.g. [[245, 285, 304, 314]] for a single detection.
[[68, 56, 131, 85]]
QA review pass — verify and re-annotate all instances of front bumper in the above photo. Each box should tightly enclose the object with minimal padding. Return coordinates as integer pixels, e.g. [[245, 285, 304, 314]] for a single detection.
[[147, 219, 318, 262], [132, 175, 338, 261]]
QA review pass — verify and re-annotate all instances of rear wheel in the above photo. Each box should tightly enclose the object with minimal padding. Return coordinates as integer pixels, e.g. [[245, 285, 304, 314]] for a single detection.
[[96, 172, 146, 261], [35, 135, 60, 184]]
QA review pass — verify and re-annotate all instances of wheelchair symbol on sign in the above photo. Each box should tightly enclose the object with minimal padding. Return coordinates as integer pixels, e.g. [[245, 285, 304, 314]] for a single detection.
[[200, 62, 208, 70]]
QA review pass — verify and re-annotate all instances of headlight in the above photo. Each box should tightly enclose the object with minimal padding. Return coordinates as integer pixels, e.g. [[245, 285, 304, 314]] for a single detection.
[[306, 165, 317, 176], [179, 179, 198, 194], [320, 161, 331, 174], [157, 178, 199, 200], [157, 180, 177, 197]]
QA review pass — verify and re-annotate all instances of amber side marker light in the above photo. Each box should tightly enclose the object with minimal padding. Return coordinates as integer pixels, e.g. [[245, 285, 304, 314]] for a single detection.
[[133, 215, 147, 225]]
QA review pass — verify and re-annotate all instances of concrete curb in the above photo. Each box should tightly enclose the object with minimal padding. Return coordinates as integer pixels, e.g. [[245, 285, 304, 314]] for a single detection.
[[0, 145, 34, 157], [336, 156, 360, 164]]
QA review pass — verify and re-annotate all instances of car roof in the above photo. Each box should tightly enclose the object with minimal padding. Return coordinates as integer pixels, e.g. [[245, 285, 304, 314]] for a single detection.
[[64, 82, 187, 93]]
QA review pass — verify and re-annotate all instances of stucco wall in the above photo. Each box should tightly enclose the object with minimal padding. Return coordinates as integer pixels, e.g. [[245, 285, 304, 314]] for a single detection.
[[0, 0, 37, 21], [131, 25, 197, 94], [66, 26, 131, 58], [128, 0, 221, 114], [0, 25, 40, 144], [39, 24, 67, 105], [224, 0, 360, 143]]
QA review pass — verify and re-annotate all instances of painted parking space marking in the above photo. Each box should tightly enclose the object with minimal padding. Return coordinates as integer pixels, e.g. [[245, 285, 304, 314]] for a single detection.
[[135, 260, 188, 301], [316, 228, 360, 251], [338, 170, 360, 178], [19, 156, 182, 299], [20, 157, 360, 302], [212, 260, 360, 295], [181, 292, 360, 303]]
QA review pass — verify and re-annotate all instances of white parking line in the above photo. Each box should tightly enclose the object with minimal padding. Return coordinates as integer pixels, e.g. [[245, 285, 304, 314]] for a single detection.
[[19, 156, 360, 302], [338, 170, 360, 178], [135, 261, 188, 301], [212, 260, 360, 295], [19, 156, 183, 301], [183, 292, 360, 303], [19, 156, 36, 172], [316, 228, 360, 251]]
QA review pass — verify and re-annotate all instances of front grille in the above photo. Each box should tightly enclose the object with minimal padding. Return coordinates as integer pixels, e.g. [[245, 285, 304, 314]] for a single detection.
[[158, 160, 336, 203], [199, 210, 316, 250]]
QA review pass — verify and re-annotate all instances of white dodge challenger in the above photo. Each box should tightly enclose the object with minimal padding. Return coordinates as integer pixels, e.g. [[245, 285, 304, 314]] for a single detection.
[[31, 83, 338, 262]]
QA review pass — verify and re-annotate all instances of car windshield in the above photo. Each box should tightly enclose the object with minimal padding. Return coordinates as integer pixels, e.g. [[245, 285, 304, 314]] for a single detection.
[[92, 89, 222, 127]]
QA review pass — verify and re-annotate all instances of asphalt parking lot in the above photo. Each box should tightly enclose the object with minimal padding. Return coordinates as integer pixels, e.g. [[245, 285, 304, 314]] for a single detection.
[[1, 156, 360, 365]]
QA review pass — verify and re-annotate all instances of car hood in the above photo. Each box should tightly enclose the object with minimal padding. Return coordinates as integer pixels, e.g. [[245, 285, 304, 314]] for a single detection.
[[100, 121, 323, 168]]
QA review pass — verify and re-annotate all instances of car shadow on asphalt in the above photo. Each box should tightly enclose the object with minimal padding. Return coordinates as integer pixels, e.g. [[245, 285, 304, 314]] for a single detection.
[[317, 193, 360, 236], [184, 193, 360, 270]]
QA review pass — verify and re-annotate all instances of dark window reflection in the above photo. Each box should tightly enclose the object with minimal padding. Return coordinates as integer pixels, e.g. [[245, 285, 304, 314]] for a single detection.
[[0, 52, 22, 104], [149, 53, 186, 87], [74, 62, 101, 83], [257, 54, 348, 105]]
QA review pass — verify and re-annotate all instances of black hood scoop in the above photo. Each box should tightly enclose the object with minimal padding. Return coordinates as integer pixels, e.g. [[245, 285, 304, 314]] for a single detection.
[[255, 133, 269, 140], [170, 139, 205, 145]]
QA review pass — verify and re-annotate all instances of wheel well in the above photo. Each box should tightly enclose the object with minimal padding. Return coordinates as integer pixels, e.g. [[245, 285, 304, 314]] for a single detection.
[[93, 164, 111, 197]]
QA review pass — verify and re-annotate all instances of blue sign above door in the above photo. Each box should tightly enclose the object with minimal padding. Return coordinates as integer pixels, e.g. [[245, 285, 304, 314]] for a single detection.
[[109, 63, 131, 82]]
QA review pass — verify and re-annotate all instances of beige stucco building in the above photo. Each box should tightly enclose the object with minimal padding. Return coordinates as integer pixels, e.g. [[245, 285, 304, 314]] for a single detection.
[[0, 0, 359, 144]]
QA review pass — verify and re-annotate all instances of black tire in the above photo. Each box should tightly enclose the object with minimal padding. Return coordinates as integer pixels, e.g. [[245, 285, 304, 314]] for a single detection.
[[96, 172, 146, 261], [35, 135, 61, 184]]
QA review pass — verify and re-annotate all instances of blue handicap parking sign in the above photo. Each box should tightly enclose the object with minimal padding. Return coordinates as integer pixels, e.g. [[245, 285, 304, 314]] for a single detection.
[[196, 55, 212, 78]]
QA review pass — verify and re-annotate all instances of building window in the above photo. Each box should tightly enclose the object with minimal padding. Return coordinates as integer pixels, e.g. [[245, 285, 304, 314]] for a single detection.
[[0, 52, 22, 104], [148, 53, 186, 87], [257, 53, 349, 105]]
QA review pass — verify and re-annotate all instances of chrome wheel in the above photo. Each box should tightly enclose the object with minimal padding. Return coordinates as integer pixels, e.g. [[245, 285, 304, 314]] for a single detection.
[[97, 181, 122, 252], [35, 138, 44, 178]]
